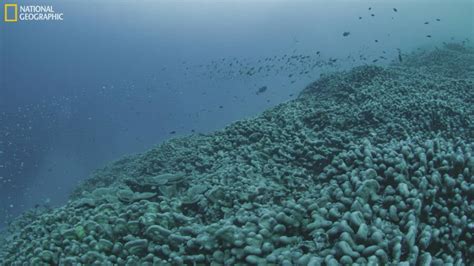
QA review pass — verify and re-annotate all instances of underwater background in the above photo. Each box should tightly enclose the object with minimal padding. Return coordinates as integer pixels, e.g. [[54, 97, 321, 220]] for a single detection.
[[0, 0, 473, 264]]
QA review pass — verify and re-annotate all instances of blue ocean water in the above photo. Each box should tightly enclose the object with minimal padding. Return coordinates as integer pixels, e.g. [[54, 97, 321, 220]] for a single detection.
[[0, 0, 472, 229]]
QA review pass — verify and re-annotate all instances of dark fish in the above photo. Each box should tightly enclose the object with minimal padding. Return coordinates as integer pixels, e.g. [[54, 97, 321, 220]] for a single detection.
[[191, 129, 195, 133], [374, 40, 378, 43], [372, 59, 378, 63], [397, 48, 403, 62], [426, 35, 432, 38], [371, 14, 375, 17], [256, 86, 268, 95], [343, 31, 351, 37], [219, 105, 223, 109], [368, 7, 372, 10], [169, 131, 176, 135], [359, 16, 362, 20], [424, 21, 429, 24], [436, 18, 441, 21], [393, 8, 398, 12], [316, 51, 320, 55]]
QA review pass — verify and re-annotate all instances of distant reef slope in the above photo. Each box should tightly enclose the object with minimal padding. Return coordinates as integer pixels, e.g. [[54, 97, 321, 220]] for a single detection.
[[1, 44, 473, 265]]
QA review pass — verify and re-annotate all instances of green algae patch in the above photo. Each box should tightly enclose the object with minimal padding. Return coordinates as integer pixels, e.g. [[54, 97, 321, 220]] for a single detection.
[[74, 225, 86, 241]]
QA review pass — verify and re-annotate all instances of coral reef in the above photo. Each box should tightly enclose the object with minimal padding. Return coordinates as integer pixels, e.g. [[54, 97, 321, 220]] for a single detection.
[[1, 44, 473, 265]]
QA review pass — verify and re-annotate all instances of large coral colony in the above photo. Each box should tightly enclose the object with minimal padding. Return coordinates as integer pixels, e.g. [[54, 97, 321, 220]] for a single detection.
[[1, 44, 473, 265]]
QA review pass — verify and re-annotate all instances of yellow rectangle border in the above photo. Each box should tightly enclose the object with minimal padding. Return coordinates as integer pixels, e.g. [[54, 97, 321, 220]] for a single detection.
[[4, 4, 18, 22]]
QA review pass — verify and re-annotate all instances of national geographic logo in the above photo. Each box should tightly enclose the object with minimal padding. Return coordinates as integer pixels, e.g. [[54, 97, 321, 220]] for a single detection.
[[4, 4, 64, 22], [4, 4, 17, 22]]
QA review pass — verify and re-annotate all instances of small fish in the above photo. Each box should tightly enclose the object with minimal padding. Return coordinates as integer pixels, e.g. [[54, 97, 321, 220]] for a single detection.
[[436, 18, 441, 21], [169, 131, 176, 135], [374, 39, 378, 43], [372, 59, 378, 63], [426, 35, 432, 38], [368, 7, 372, 10], [393, 8, 398, 12], [256, 86, 268, 95], [424, 21, 429, 24], [359, 16, 362, 20], [219, 105, 223, 109], [371, 14, 375, 17], [343, 31, 351, 37]]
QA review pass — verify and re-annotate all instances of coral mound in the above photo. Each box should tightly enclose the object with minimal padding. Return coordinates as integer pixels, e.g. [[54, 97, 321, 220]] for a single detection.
[[1, 44, 473, 265]]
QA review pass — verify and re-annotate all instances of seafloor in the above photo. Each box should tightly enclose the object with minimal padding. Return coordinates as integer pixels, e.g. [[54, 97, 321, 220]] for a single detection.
[[1, 44, 473, 265]]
